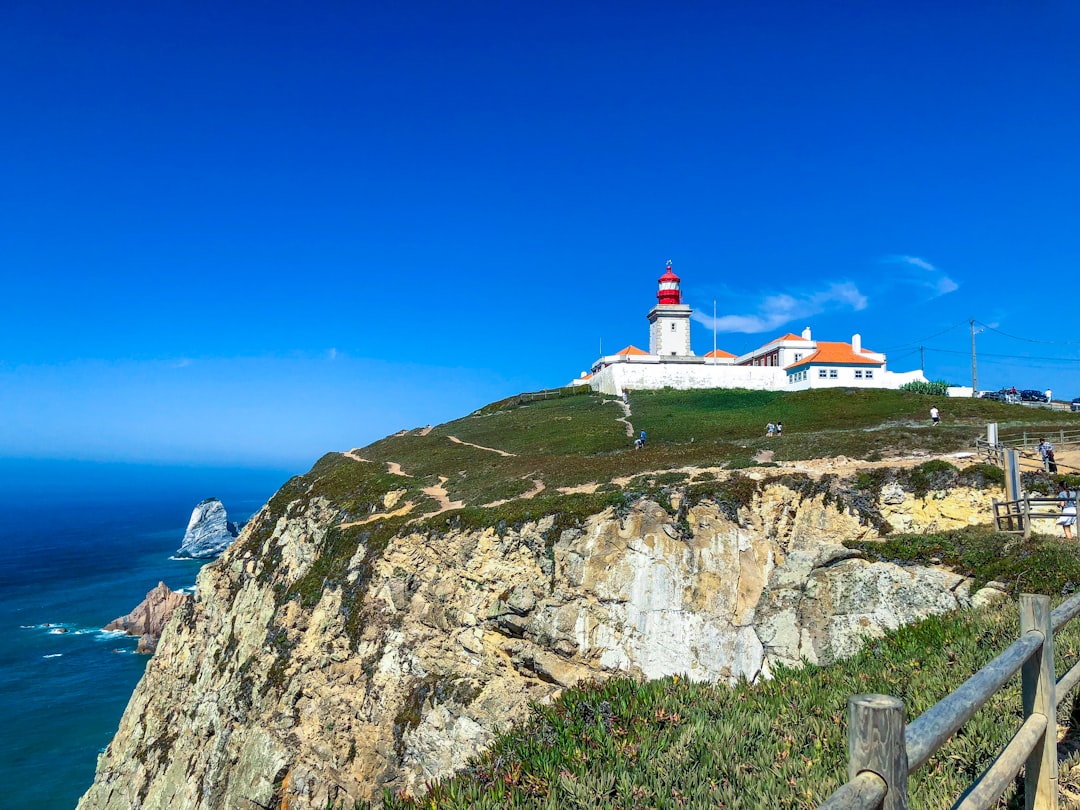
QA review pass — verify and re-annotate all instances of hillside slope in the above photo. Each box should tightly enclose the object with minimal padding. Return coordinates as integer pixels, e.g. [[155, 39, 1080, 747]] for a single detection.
[[77, 389, 1079, 809]]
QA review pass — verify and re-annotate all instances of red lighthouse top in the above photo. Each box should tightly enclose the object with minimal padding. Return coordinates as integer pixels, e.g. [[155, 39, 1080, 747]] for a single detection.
[[656, 260, 682, 305]]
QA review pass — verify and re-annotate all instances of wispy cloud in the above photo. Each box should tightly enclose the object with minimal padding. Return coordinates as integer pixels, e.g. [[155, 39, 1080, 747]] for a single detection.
[[327, 348, 338, 361], [881, 255, 958, 298], [692, 282, 867, 334], [888, 254, 936, 271], [689, 254, 956, 335], [171, 358, 192, 369]]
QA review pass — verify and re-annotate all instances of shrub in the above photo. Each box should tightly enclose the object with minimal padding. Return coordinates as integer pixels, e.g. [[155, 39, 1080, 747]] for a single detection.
[[900, 380, 950, 396]]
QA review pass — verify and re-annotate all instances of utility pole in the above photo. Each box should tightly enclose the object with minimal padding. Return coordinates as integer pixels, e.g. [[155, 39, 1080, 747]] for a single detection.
[[920, 346, 925, 374], [970, 319, 978, 396]]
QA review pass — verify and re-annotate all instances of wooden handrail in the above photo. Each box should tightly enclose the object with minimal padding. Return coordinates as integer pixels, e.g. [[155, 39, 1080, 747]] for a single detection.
[[904, 631, 1043, 771], [952, 713, 1047, 810], [818, 594, 1071, 809]]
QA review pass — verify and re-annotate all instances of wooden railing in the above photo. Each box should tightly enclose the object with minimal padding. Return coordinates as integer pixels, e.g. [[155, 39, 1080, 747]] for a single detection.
[[818, 592, 1080, 809], [992, 496, 1070, 537], [977, 429, 1080, 456]]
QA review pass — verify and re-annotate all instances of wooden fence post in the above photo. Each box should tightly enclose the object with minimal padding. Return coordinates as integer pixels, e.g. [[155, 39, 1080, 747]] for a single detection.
[[1020, 594, 1057, 810], [1024, 496, 1032, 539], [848, 694, 908, 809]]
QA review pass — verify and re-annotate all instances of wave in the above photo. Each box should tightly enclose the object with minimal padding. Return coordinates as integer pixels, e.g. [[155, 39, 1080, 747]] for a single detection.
[[42, 653, 63, 659]]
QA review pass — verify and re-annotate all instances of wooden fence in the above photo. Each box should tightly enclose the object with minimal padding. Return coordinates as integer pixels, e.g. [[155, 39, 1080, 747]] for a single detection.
[[818, 592, 1080, 809], [977, 429, 1080, 457], [993, 496, 1073, 538]]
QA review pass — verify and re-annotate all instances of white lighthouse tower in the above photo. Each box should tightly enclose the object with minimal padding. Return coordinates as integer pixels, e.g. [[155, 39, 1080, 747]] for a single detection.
[[647, 261, 693, 356]]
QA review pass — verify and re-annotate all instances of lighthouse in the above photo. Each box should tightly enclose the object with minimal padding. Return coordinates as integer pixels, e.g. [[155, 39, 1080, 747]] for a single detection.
[[647, 261, 693, 356]]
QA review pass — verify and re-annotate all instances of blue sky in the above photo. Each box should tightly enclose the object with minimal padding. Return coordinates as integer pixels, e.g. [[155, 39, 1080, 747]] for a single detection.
[[2, 1, 1078, 469]]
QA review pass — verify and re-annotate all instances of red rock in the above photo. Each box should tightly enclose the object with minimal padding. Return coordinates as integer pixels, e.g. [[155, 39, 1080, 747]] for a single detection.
[[104, 582, 190, 654]]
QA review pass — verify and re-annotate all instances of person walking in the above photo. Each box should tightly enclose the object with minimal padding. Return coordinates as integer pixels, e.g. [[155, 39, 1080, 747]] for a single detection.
[[775, 421, 783, 437], [930, 406, 939, 426], [1038, 438, 1058, 473], [766, 422, 775, 437], [1057, 484, 1077, 540]]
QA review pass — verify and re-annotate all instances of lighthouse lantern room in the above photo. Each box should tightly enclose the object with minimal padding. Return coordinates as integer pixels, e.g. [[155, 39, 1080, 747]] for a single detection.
[[647, 260, 693, 357]]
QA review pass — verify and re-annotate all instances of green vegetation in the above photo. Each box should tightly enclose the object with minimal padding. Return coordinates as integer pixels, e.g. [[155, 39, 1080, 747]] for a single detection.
[[901, 379, 951, 396], [849, 525, 1080, 594], [265, 387, 1080, 809], [363, 594, 1080, 809]]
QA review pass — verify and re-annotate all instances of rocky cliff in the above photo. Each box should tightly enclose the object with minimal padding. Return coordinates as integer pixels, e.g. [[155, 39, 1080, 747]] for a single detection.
[[175, 498, 240, 559], [77, 456, 998, 810]]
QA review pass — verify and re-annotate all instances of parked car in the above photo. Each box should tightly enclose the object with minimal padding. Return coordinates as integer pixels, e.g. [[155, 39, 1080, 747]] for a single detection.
[[1019, 389, 1048, 403], [980, 390, 1008, 401], [1071, 397, 1080, 413]]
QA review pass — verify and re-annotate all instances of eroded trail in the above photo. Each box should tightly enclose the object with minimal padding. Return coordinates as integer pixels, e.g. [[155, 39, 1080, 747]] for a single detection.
[[482, 478, 546, 508], [341, 451, 412, 477], [420, 476, 465, 515], [447, 435, 517, 457], [339, 501, 417, 528], [611, 399, 635, 438]]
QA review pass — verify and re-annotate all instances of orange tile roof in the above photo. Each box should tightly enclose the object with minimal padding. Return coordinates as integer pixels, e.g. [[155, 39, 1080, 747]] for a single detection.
[[615, 345, 649, 356], [761, 332, 807, 348], [786, 341, 882, 370], [703, 348, 736, 358]]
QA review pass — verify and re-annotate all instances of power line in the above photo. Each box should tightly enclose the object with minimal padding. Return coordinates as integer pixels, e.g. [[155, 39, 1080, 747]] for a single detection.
[[976, 320, 1080, 346], [880, 319, 969, 351], [921, 347, 1080, 363]]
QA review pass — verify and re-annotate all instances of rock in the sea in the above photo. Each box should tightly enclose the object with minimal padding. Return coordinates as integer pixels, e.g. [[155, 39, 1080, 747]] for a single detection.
[[175, 497, 240, 559], [104, 581, 190, 654]]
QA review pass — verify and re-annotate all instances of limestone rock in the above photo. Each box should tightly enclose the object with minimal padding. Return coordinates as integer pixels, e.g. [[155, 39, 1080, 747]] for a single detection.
[[175, 498, 241, 559], [78, 476, 996, 810], [104, 582, 191, 654]]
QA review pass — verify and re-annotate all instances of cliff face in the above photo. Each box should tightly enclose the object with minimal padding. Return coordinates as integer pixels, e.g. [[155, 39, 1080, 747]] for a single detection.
[[77, 473, 995, 810]]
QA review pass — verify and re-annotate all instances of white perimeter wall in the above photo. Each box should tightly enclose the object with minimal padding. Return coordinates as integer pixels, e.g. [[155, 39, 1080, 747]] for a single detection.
[[590, 362, 927, 396], [591, 363, 785, 395]]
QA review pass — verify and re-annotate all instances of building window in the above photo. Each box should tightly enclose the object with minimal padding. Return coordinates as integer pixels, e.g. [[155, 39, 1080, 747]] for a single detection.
[[866, 370, 874, 379], [829, 369, 838, 378], [818, 369, 827, 378], [794, 353, 802, 362], [671, 323, 675, 331], [855, 370, 863, 379]]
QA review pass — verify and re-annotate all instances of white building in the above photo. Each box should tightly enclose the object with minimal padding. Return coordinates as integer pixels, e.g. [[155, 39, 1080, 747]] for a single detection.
[[575, 263, 926, 396]]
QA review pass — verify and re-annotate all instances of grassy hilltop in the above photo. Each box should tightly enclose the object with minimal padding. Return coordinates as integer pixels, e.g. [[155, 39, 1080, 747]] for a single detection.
[[282, 388, 1080, 810], [320, 387, 1079, 526]]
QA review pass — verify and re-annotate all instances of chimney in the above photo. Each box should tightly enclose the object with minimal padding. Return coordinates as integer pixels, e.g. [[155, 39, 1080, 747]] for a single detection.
[[802, 326, 812, 341], [852, 334, 862, 354]]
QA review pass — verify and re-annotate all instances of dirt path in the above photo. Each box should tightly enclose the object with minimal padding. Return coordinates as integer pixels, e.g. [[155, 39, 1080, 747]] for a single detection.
[[482, 478, 546, 508], [447, 436, 516, 457], [613, 399, 634, 438], [339, 501, 417, 528], [421, 476, 465, 515], [339, 451, 411, 477], [559, 483, 600, 495]]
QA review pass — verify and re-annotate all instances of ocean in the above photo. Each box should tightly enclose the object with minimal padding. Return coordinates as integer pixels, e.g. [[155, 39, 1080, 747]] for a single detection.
[[0, 459, 294, 810]]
